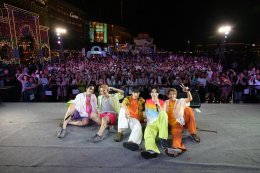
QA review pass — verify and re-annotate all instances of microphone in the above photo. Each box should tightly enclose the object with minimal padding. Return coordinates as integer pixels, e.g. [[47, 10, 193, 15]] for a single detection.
[[155, 101, 159, 112], [156, 104, 159, 112]]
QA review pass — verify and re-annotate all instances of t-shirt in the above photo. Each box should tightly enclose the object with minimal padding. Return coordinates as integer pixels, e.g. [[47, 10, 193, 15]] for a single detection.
[[86, 95, 92, 115], [145, 99, 165, 124], [207, 71, 213, 79], [101, 96, 115, 113], [128, 99, 139, 120], [122, 96, 145, 121], [167, 100, 177, 125], [197, 77, 207, 87]]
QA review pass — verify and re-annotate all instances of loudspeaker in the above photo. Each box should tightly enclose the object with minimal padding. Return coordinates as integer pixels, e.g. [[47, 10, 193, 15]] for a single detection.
[[177, 92, 201, 108]]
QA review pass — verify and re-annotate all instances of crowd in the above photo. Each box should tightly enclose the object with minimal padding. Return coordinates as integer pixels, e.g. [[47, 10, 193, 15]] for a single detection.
[[0, 53, 260, 103]]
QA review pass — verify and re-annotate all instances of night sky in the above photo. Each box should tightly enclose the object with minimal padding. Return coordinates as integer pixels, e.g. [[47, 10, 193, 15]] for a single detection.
[[64, 0, 260, 51]]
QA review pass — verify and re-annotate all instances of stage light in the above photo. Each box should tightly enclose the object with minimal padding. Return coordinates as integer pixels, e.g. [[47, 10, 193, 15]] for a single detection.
[[217, 25, 232, 62], [55, 28, 67, 34], [55, 27, 67, 64], [218, 25, 231, 35]]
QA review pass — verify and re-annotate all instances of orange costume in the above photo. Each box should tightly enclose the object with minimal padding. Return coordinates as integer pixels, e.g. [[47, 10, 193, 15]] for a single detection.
[[166, 99, 197, 150]]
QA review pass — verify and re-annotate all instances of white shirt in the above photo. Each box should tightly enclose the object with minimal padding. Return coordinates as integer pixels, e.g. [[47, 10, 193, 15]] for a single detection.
[[253, 79, 260, 90], [197, 77, 207, 87], [207, 71, 213, 79], [72, 93, 97, 118]]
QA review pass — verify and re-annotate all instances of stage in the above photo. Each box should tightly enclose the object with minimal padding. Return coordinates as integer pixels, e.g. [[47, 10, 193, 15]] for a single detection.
[[0, 103, 260, 173]]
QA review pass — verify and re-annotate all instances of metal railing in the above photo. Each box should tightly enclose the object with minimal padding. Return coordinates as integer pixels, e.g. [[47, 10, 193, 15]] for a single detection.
[[1, 84, 259, 103]]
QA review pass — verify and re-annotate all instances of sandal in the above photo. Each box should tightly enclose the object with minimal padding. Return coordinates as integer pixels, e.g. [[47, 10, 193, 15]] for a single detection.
[[165, 148, 184, 157], [92, 134, 103, 143]]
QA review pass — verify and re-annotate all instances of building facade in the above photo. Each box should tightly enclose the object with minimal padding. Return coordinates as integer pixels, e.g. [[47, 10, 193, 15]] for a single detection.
[[0, 0, 133, 64], [48, 0, 87, 50], [0, 3, 50, 64], [133, 33, 156, 54], [88, 21, 132, 52]]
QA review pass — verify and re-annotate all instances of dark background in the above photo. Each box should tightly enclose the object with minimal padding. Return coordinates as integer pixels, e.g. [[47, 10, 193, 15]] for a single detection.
[[63, 0, 260, 51]]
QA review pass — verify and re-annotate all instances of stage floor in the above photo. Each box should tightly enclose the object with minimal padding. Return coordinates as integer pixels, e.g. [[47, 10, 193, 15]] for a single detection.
[[0, 103, 260, 173]]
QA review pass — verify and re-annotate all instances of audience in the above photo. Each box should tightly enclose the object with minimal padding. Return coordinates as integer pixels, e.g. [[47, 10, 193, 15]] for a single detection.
[[0, 53, 259, 103]]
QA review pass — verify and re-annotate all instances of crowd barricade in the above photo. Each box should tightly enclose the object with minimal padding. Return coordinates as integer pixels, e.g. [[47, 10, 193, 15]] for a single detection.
[[0, 85, 18, 101], [241, 85, 260, 103], [2, 83, 259, 103], [123, 84, 260, 104]]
